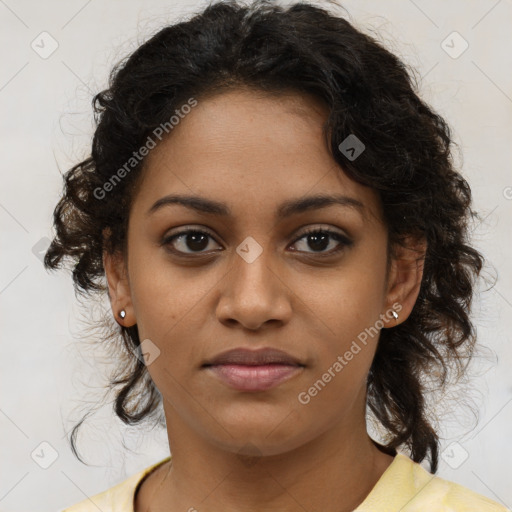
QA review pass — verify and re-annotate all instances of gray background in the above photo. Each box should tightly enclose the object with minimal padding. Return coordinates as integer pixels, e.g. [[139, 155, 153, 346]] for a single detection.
[[1, 0, 511, 511]]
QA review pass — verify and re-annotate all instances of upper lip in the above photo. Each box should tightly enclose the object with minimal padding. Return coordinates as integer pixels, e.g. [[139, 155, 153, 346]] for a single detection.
[[202, 347, 304, 367]]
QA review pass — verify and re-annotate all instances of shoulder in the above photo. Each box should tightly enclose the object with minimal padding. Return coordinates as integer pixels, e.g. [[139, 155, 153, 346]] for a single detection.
[[413, 468, 510, 511], [58, 457, 171, 512], [429, 479, 509, 511], [357, 452, 510, 512]]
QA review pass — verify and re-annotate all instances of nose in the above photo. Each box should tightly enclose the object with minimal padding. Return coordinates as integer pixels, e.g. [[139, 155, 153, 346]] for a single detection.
[[215, 247, 293, 331]]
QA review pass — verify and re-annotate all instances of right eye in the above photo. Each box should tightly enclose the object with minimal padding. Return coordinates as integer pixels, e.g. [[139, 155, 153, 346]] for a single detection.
[[161, 229, 222, 256]]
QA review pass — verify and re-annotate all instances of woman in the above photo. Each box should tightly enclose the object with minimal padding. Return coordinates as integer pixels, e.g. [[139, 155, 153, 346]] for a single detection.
[[46, 0, 509, 510]]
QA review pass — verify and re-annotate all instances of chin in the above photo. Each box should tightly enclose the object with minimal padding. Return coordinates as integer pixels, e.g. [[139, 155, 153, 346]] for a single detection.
[[205, 413, 316, 458]]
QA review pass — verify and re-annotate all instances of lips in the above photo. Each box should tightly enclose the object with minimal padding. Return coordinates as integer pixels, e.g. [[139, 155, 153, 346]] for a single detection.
[[202, 347, 304, 367], [202, 347, 305, 391]]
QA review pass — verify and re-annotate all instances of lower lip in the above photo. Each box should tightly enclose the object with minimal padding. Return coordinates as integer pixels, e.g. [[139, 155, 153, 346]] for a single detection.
[[204, 364, 303, 391]]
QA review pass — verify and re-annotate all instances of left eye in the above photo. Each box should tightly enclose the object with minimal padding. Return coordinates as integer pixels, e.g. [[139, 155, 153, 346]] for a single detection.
[[162, 228, 352, 256], [290, 228, 353, 255]]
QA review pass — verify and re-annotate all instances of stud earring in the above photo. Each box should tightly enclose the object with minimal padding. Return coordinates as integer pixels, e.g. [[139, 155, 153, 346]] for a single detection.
[[119, 310, 126, 319], [391, 310, 399, 321]]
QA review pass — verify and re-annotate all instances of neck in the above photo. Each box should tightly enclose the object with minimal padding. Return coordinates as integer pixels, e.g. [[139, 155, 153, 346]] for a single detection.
[[143, 403, 395, 512]]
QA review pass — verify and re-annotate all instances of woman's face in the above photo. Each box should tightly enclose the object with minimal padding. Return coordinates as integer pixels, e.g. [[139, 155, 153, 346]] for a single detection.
[[106, 88, 420, 457]]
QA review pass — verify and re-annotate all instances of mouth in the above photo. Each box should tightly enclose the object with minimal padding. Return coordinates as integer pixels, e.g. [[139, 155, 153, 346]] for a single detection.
[[202, 347, 304, 366], [202, 363, 305, 392], [201, 347, 305, 392]]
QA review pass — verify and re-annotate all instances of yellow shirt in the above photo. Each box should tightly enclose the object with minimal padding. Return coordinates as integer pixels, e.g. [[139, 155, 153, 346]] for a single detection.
[[60, 452, 510, 511]]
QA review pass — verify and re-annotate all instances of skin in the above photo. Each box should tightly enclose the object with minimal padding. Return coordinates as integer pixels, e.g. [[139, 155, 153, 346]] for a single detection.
[[103, 87, 426, 512]]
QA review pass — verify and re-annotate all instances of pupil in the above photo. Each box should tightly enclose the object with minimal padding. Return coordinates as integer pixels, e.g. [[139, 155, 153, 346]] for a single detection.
[[308, 233, 328, 251], [188, 233, 208, 251], [183, 232, 330, 252]]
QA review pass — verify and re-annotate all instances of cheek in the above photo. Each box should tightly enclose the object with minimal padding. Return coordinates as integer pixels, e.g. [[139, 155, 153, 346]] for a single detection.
[[127, 237, 208, 333], [289, 249, 387, 385], [131, 268, 214, 345], [127, 245, 223, 382], [294, 255, 387, 339]]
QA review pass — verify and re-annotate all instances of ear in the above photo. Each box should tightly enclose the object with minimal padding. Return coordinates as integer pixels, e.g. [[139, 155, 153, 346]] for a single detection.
[[103, 246, 136, 328], [381, 235, 427, 328]]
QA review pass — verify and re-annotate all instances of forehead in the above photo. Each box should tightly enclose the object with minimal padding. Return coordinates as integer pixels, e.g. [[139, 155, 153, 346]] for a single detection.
[[133, 88, 383, 225]]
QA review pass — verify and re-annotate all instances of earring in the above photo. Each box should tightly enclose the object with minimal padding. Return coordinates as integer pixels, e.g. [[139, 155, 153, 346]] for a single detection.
[[119, 310, 126, 319], [391, 310, 399, 321]]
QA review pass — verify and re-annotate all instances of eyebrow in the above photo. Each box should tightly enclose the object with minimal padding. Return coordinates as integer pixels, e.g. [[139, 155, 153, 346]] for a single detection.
[[147, 193, 365, 219]]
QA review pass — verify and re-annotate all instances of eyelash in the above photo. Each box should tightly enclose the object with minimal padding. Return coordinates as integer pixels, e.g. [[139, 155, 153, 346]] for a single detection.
[[161, 226, 353, 258]]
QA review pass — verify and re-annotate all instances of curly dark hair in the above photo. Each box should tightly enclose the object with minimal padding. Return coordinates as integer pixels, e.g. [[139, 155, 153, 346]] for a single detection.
[[44, 0, 486, 473]]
